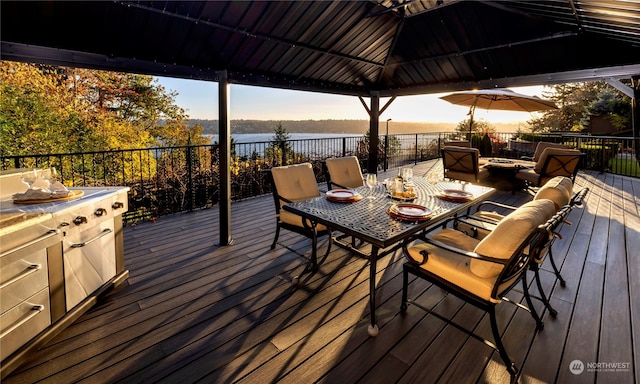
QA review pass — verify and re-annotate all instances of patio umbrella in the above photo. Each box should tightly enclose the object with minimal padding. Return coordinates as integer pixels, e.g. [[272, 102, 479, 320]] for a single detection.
[[439, 88, 558, 136]]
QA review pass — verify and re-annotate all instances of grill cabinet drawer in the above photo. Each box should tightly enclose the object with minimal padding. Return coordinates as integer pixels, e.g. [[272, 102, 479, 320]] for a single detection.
[[0, 220, 60, 363], [0, 248, 49, 314], [0, 288, 51, 361]]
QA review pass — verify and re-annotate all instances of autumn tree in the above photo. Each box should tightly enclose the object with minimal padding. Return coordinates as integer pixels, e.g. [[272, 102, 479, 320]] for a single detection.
[[0, 61, 207, 156]]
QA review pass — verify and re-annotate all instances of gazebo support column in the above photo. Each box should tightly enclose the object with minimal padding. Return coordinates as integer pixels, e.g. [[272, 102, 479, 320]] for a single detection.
[[217, 71, 232, 246], [359, 93, 396, 174], [368, 93, 380, 173], [633, 76, 640, 162]]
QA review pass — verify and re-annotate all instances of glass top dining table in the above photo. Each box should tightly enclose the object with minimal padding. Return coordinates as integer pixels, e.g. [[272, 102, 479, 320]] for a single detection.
[[283, 176, 495, 337]]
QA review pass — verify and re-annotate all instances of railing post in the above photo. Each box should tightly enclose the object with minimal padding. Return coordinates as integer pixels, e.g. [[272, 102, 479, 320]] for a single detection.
[[342, 137, 347, 157], [384, 135, 389, 171], [414, 134, 418, 165], [279, 140, 286, 166], [186, 142, 194, 212], [601, 137, 606, 173]]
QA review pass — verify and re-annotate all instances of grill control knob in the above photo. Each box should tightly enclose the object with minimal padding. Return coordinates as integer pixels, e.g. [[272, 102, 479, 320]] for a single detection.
[[73, 216, 88, 225], [95, 208, 107, 217], [112, 201, 124, 210]]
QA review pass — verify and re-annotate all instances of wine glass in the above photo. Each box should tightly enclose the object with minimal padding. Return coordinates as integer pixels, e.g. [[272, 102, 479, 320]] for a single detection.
[[366, 173, 377, 200], [428, 172, 439, 185], [21, 169, 37, 189], [43, 167, 58, 186], [402, 167, 413, 182]]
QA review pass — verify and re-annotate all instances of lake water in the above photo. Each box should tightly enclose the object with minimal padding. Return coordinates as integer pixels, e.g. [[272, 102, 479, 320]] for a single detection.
[[204, 132, 447, 158], [206, 132, 363, 144], [204, 133, 367, 158]]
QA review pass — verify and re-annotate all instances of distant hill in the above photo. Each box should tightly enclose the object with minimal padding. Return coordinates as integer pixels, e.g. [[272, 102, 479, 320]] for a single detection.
[[187, 119, 523, 135]]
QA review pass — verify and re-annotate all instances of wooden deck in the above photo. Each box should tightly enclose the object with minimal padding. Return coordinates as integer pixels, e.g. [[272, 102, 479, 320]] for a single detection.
[[4, 160, 639, 384]]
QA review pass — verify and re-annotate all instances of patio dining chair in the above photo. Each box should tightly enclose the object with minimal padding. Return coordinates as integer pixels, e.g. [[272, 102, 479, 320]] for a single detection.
[[322, 156, 367, 249], [323, 156, 364, 190], [520, 141, 571, 165], [441, 146, 490, 184], [456, 176, 575, 238], [515, 148, 584, 189], [453, 176, 589, 315], [268, 163, 332, 284], [401, 199, 558, 376]]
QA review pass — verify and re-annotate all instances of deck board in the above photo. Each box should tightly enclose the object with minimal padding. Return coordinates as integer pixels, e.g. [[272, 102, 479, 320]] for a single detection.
[[4, 161, 639, 384]]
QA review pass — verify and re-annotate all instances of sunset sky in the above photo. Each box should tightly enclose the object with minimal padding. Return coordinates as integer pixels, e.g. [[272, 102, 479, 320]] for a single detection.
[[155, 76, 549, 124]]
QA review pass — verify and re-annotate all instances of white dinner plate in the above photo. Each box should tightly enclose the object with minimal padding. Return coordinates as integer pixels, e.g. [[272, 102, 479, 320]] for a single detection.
[[390, 204, 432, 217], [326, 189, 357, 199]]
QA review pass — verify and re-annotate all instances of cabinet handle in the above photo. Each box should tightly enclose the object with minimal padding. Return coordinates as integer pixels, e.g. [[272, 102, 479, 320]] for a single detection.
[[112, 201, 124, 209], [94, 208, 107, 217], [69, 228, 113, 248], [0, 229, 60, 258], [73, 216, 88, 225], [0, 305, 45, 339], [0, 264, 41, 290]]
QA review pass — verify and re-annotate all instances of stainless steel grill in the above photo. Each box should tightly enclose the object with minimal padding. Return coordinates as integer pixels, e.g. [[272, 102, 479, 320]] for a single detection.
[[1, 171, 129, 377]]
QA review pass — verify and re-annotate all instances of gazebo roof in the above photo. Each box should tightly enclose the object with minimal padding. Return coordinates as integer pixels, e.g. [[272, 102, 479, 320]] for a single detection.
[[2, 0, 640, 96]]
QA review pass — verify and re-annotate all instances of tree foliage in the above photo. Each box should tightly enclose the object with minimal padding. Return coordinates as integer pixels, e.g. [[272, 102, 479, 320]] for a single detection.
[[0, 61, 207, 156], [587, 89, 632, 131], [527, 81, 631, 133], [265, 122, 296, 165], [455, 118, 497, 135]]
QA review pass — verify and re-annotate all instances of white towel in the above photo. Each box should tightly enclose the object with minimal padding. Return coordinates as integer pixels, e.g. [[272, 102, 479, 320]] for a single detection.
[[13, 182, 71, 201]]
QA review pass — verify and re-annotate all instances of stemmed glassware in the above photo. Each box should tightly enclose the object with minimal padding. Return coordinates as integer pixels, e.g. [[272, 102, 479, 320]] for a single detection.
[[366, 173, 377, 200], [20, 169, 38, 189], [428, 172, 439, 185], [402, 167, 413, 182], [42, 167, 58, 186]]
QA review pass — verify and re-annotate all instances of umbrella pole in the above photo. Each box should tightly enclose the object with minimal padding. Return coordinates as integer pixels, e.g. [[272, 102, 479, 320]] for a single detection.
[[468, 103, 477, 141]]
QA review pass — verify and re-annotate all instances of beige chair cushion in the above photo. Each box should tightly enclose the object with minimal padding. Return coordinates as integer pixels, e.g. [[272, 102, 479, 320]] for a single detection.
[[534, 148, 581, 174], [407, 229, 518, 303], [325, 156, 364, 188], [471, 199, 556, 278], [532, 142, 571, 162], [408, 229, 498, 302], [534, 176, 573, 210], [432, 228, 480, 251], [468, 175, 572, 236], [271, 163, 327, 231], [279, 209, 327, 231], [514, 167, 541, 184]]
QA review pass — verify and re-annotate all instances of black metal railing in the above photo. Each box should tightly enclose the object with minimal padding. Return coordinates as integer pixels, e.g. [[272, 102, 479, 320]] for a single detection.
[[2, 132, 637, 225]]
